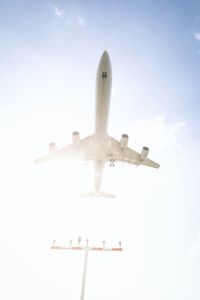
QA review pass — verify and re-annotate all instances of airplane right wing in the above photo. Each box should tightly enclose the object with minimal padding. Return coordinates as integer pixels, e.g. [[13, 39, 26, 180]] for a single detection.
[[35, 135, 94, 164], [107, 136, 160, 169]]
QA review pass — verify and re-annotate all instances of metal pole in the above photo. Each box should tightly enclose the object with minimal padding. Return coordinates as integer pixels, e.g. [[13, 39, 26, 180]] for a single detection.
[[80, 245, 89, 300]]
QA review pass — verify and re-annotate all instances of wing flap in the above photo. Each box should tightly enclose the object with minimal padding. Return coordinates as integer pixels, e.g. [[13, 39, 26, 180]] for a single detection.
[[141, 158, 160, 168]]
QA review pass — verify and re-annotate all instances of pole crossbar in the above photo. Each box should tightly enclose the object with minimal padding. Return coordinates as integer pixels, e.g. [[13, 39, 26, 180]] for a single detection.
[[51, 245, 123, 251]]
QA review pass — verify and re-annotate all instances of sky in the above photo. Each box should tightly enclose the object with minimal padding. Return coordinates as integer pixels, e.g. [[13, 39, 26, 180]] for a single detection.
[[0, 0, 200, 299]]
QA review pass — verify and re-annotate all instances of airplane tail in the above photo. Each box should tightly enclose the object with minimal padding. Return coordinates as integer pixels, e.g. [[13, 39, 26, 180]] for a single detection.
[[79, 191, 115, 198]]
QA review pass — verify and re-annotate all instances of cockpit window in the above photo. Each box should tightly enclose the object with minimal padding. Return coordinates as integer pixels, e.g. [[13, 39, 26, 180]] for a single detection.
[[102, 71, 107, 78]]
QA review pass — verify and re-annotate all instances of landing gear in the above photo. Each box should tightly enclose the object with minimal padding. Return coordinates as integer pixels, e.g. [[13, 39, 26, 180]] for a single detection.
[[109, 159, 115, 167]]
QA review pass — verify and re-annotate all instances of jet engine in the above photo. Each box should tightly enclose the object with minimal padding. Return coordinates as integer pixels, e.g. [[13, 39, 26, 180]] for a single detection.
[[49, 142, 57, 153], [140, 146, 149, 160], [120, 134, 129, 149], [72, 131, 80, 147]]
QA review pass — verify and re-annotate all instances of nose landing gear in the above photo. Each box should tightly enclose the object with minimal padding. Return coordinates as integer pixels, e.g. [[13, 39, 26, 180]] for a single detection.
[[109, 159, 115, 167]]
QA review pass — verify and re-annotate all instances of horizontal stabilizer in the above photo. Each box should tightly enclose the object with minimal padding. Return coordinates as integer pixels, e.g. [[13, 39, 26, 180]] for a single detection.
[[79, 191, 115, 198]]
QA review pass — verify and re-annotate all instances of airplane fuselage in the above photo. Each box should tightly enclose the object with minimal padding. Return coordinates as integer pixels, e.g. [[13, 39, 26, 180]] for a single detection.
[[94, 51, 112, 194]]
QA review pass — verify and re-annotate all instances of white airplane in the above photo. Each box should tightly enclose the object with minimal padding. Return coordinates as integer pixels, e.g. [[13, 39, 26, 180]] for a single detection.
[[35, 51, 159, 197]]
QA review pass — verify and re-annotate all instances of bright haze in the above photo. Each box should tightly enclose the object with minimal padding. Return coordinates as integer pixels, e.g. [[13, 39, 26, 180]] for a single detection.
[[0, 1, 200, 299]]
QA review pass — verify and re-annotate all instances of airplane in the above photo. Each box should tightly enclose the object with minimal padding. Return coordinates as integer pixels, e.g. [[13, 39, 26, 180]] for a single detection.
[[35, 51, 160, 197]]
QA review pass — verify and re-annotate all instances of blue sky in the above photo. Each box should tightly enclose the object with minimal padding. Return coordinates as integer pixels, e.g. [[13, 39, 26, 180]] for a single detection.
[[0, 0, 200, 299], [1, 0, 200, 118]]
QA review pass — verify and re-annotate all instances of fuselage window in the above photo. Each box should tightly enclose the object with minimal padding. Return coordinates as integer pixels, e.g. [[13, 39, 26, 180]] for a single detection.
[[102, 71, 107, 78]]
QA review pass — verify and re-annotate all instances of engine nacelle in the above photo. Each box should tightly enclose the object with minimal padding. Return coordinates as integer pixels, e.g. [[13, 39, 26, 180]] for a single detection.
[[72, 131, 80, 147], [120, 133, 129, 149], [140, 146, 149, 160], [49, 142, 57, 153]]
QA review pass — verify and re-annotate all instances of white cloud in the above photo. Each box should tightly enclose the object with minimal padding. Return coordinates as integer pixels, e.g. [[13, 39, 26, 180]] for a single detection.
[[194, 32, 200, 41], [52, 6, 86, 29], [76, 15, 86, 28], [124, 115, 187, 180], [53, 6, 65, 19], [129, 115, 185, 153], [189, 230, 200, 255]]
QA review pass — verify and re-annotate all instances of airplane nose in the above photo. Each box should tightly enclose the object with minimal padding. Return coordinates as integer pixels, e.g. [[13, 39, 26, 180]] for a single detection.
[[102, 50, 109, 57], [96, 50, 112, 81], [101, 50, 110, 64]]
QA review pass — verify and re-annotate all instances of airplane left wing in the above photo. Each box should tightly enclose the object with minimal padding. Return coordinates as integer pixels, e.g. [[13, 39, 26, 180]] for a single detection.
[[35, 135, 94, 164], [107, 136, 160, 169]]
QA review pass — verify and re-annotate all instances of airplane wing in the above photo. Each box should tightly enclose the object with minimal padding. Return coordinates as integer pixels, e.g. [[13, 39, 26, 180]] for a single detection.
[[106, 136, 160, 168], [35, 135, 94, 164]]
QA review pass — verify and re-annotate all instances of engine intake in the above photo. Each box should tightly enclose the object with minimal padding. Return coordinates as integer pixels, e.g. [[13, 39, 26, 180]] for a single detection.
[[120, 133, 129, 149], [49, 142, 57, 153], [140, 146, 149, 161], [72, 131, 80, 147]]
